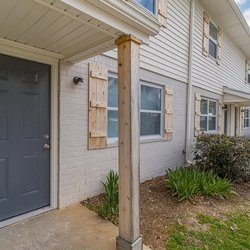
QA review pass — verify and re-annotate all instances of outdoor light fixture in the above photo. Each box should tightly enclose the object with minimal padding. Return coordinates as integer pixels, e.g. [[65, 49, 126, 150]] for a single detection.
[[241, 108, 246, 113], [73, 76, 83, 85], [222, 106, 227, 111]]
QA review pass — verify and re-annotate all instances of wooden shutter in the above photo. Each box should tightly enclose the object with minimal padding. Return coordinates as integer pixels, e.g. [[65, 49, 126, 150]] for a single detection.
[[245, 59, 249, 84], [88, 62, 108, 149], [218, 101, 223, 134], [158, 0, 167, 28], [203, 11, 209, 57], [165, 85, 173, 140], [194, 93, 201, 136], [216, 28, 222, 65]]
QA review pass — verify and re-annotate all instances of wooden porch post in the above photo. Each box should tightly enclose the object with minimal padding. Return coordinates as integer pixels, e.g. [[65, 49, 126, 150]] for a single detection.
[[115, 35, 142, 250]]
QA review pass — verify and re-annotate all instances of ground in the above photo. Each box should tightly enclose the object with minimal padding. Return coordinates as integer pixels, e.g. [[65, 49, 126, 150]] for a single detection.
[[83, 176, 250, 250]]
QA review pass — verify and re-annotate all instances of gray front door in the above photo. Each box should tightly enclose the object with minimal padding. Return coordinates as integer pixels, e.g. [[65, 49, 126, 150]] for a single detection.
[[0, 54, 50, 222]]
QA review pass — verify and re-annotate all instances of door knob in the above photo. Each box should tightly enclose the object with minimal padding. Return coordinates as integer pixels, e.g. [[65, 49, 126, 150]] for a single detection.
[[43, 144, 50, 150]]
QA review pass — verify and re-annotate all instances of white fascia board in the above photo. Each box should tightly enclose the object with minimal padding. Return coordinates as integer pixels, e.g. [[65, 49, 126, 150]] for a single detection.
[[60, 0, 160, 43], [223, 86, 250, 101], [0, 38, 63, 63]]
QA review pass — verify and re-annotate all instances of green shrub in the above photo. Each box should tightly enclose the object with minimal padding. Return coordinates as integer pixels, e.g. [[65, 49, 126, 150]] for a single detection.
[[166, 167, 232, 201], [194, 134, 250, 182], [98, 170, 119, 224]]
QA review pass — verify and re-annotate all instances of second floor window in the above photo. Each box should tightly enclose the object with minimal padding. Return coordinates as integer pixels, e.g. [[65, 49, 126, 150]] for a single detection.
[[134, 0, 155, 13], [200, 98, 217, 132], [209, 22, 218, 59]]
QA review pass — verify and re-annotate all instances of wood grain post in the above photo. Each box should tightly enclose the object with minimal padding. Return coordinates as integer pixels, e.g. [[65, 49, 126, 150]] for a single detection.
[[115, 35, 142, 250]]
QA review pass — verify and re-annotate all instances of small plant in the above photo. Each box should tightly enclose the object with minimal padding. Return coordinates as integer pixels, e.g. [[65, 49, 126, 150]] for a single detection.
[[166, 167, 232, 201], [98, 170, 119, 224], [194, 134, 250, 182]]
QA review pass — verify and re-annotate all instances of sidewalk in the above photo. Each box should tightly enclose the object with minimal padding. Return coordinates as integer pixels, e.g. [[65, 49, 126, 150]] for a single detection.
[[0, 204, 150, 250]]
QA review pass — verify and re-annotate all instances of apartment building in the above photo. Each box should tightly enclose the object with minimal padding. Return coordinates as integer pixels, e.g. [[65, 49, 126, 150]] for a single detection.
[[0, 0, 250, 248]]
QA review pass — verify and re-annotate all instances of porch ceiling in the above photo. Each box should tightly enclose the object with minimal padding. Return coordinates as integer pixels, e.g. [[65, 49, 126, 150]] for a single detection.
[[0, 0, 160, 63], [223, 86, 250, 106]]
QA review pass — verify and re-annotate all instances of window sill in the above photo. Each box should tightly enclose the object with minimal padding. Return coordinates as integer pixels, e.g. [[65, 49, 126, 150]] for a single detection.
[[201, 130, 218, 134], [106, 136, 168, 148], [243, 127, 250, 130], [208, 54, 218, 64]]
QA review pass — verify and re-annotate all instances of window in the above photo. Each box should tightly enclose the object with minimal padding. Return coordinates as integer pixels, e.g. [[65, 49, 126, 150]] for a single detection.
[[200, 98, 217, 132], [107, 75, 163, 140], [248, 69, 250, 84], [107, 75, 118, 139], [209, 22, 218, 59], [134, 0, 155, 13], [244, 109, 250, 128], [140, 83, 163, 137]]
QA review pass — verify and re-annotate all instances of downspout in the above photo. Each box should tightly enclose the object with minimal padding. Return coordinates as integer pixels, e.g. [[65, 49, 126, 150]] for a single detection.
[[185, 0, 196, 163]]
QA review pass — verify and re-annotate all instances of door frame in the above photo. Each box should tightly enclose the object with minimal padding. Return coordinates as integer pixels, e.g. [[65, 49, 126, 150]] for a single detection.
[[0, 39, 60, 228]]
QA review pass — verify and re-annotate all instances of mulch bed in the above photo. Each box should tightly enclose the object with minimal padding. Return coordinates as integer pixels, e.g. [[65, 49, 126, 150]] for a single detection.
[[83, 176, 250, 250]]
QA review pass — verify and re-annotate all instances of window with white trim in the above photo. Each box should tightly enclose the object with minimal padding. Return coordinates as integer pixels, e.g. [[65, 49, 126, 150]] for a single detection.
[[200, 98, 217, 132], [244, 109, 250, 128], [140, 83, 163, 137], [107, 74, 163, 139], [248, 69, 250, 84], [134, 0, 155, 13], [107, 74, 118, 139], [209, 22, 218, 59]]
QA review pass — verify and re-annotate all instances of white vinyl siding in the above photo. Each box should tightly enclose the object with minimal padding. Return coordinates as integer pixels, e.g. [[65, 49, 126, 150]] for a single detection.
[[193, 2, 250, 95], [104, 0, 190, 84]]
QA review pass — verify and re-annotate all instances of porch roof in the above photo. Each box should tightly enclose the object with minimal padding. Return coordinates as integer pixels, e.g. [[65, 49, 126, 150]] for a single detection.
[[200, 0, 250, 59], [0, 0, 161, 63], [223, 86, 250, 106]]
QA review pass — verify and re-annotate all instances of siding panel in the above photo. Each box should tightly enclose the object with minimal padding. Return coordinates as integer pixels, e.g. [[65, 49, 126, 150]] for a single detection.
[[192, 2, 250, 95], [104, 0, 190, 84]]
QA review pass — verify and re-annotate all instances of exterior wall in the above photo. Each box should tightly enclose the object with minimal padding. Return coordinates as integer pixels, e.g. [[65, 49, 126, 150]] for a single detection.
[[242, 128, 250, 138], [58, 0, 250, 208], [192, 1, 250, 95], [104, 0, 191, 83], [59, 55, 187, 208]]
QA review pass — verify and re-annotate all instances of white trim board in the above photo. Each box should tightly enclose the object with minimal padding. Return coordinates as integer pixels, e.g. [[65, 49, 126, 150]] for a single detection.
[[0, 40, 59, 225]]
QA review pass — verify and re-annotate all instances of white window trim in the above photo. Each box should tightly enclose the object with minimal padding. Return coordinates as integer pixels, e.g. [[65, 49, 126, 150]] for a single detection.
[[133, 0, 157, 15], [107, 75, 164, 143], [208, 20, 218, 60], [243, 108, 250, 128], [248, 68, 250, 84], [140, 81, 164, 139], [200, 97, 218, 133], [107, 73, 118, 144]]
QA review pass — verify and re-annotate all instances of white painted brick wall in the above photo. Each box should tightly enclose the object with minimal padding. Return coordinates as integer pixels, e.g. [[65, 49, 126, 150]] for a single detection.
[[59, 55, 187, 208]]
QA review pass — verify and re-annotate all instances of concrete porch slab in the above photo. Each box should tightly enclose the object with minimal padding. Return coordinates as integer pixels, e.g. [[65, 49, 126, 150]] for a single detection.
[[0, 205, 151, 250]]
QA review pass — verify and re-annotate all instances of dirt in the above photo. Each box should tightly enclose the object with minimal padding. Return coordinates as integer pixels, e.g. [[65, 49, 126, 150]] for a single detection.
[[83, 176, 250, 250]]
